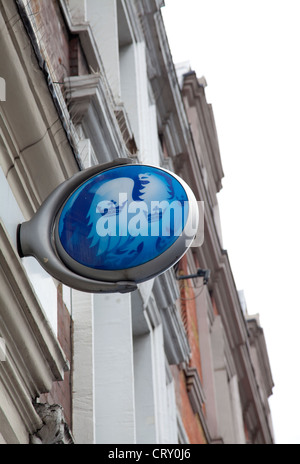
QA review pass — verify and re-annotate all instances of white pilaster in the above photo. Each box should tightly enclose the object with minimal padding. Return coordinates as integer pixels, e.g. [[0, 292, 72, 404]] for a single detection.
[[229, 375, 246, 444], [120, 42, 150, 161], [133, 332, 156, 444], [211, 316, 236, 444], [72, 290, 95, 444], [86, 0, 121, 101], [196, 288, 220, 440], [93, 293, 136, 444]]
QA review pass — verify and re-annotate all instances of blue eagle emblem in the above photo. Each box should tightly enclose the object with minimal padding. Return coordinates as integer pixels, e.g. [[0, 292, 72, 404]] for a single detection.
[[58, 165, 188, 271]]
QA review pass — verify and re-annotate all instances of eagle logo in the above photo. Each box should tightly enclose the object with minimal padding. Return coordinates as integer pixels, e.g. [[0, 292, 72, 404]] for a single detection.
[[58, 166, 188, 271]]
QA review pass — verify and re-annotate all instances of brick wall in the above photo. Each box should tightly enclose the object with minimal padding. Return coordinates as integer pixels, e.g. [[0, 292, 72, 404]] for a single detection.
[[174, 255, 208, 443], [171, 366, 207, 444], [28, 0, 89, 84]]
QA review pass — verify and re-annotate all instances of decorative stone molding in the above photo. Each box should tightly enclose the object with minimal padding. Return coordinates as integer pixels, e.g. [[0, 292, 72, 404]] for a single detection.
[[114, 105, 138, 155], [184, 366, 210, 442], [185, 366, 205, 412], [31, 403, 74, 444], [246, 316, 274, 398], [64, 74, 135, 161]]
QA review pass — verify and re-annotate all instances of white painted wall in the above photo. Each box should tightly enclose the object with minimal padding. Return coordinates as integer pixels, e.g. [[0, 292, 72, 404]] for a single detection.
[[119, 44, 141, 152], [133, 332, 157, 444], [151, 324, 177, 444], [133, 323, 178, 444], [67, 0, 87, 24], [93, 293, 136, 444], [86, 0, 121, 102], [120, 42, 160, 165]]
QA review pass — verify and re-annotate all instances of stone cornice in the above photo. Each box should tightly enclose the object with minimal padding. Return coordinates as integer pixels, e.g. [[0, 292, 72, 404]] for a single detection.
[[64, 74, 135, 161], [247, 318, 274, 397], [182, 72, 224, 195]]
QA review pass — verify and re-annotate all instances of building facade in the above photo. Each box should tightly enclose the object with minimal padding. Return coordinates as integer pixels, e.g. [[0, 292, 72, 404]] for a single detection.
[[0, 0, 274, 444]]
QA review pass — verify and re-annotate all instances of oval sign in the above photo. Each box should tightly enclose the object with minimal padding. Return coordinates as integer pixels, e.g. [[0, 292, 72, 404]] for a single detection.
[[55, 163, 198, 283]]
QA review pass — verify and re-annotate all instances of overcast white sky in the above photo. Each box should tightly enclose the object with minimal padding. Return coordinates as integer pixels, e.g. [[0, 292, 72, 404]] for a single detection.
[[162, 0, 300, 444]]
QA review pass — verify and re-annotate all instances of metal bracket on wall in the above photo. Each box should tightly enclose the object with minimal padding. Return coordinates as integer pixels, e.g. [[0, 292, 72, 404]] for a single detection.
[[176, 268, 210, 285]]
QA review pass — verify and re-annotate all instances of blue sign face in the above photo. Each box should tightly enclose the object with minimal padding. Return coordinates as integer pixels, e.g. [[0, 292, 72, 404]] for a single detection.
[[57, 165, 189, 272]]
